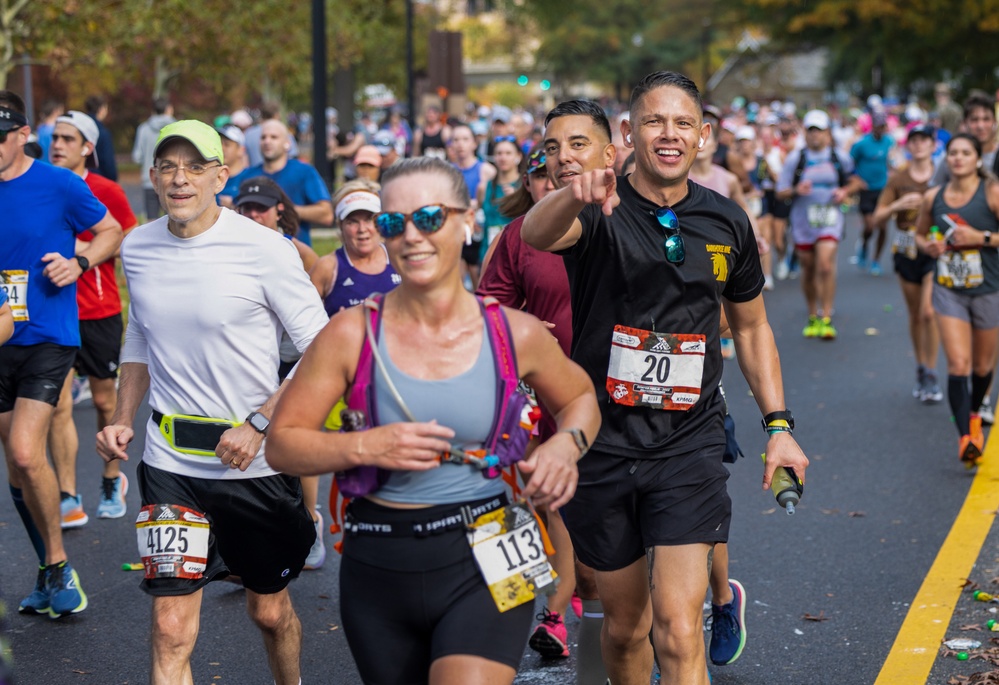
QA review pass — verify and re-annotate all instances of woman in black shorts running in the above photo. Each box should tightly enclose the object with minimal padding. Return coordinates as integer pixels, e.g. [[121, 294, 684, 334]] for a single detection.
[[916, 133, 999, 467], [267, 157, 601, 685]]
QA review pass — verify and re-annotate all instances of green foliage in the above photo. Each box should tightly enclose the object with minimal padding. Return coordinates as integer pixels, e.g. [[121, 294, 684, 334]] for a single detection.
[[729, 0, 999, 93]]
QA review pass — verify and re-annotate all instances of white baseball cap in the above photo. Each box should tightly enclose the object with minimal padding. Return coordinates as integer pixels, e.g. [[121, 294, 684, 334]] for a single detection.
[[735, 125, 756, 142], [55, 110, 100, 167], [336, 191, 381, 222], [802, 110, 831, 131]]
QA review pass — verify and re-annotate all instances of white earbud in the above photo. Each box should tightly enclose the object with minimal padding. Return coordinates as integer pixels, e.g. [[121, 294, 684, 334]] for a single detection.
[[625, 134, 632, 144], [698, 140, 704, 149], [464, 224, 473, 246]]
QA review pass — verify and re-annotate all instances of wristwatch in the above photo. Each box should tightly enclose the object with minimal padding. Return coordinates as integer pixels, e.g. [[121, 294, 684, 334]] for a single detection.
[[562, 428, 590, 458], [245, 411, 270, 435], [761, 410, 795, 434], [985, 231, 992, 246], [74, 255, 90, 272]]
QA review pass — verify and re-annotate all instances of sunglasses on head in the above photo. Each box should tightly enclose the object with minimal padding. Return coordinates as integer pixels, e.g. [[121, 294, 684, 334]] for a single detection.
[[373, 204, 466, 239], [494, 135, 517, 144], [653, 206, 685, 266]]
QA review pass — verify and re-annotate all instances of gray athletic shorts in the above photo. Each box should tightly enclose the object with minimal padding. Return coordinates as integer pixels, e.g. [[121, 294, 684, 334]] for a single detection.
[[932, 285, 999, 329]]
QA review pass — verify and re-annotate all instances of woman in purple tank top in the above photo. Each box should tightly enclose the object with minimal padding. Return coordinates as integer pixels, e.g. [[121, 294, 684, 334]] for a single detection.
[[310, 179, 400, 316]]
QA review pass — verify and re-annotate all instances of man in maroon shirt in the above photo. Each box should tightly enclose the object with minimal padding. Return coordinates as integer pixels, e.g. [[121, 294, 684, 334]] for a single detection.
[[48, 110, 138, 523], [477, 99, 616, 683]]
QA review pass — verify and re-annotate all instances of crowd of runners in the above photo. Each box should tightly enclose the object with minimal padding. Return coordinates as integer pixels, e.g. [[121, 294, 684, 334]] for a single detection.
[[2, 68, 999, 685]]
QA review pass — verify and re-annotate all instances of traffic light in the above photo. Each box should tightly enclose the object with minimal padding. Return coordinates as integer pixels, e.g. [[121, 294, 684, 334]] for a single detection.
[[517, 74, 529, 87], [540, 80, 551, 91]]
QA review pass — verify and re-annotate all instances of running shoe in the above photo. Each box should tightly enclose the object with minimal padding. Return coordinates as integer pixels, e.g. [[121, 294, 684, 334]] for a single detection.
[[97, 474, 128, 519], [802, 315, 822, 338], [774, 259, 790, 281], [529, 608, 570, 658], [869, 261, 882, 277], [959, 434, 982, 469], [763, 275, 775, 291], [851, 240, 867, 268], [710, 579, 747, 665], [71, 375, 92, 405], [45, 561, 87, 618], [980, 395, 995, 426], [971, 414, 985, 457], [720, 338, 736, 360], [60, 494, 88, 529], [912, 367, 926, 399], [570, 591, 583, 619], [304, 509, 326, 570], [921, 378, 944, 404], [18, 566, 49, 615], [819, 317, 837, 341]]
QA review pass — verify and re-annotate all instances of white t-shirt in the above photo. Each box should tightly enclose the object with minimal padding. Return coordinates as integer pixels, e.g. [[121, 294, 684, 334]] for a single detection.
[[121, 208, 329, 479]]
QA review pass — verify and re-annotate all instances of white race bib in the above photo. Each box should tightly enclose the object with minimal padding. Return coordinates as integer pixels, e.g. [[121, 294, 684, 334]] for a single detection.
[[807, 204, 840, 229], [467, 502, 557, 612], [892, 230, 917, 260], [0, 270, 29, 321], [937, 250, 984, 289], [136, 504, 211, 580], [606, 326, 706, 411]]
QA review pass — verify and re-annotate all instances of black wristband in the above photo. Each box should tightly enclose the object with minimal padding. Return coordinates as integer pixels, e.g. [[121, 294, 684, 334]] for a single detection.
[[761, 410, 794, 433]]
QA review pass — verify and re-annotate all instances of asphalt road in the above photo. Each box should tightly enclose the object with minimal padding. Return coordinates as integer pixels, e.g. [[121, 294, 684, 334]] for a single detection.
[[2, 212, 994, 684]]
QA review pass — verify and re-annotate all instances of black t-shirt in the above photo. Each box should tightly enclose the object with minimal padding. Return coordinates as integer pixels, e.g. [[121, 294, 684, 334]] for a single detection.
[[563, 176, 764, 458]]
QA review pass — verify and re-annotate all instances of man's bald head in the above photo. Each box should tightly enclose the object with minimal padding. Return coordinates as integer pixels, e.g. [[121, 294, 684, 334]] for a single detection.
[[260, 119, 290, 163]]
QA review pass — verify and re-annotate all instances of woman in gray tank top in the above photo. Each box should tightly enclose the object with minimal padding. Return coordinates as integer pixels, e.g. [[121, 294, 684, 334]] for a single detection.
[[916, 133, 999, 468], [266, 158, 601, 684]]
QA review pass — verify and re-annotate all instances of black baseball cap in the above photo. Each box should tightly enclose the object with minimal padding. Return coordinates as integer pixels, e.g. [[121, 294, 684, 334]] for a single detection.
[[235, 180, 283, 207], [907, 124, 935, 142]]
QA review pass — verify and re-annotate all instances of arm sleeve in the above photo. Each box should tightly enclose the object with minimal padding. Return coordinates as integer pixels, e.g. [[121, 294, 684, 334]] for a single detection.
[[304, 167, 332, 204], [120, 303, 149, 364], [66, 174, 112, 234], [264, 238, 330, 353], [723, 208, 765, 303], [476, 222, 525, 308]]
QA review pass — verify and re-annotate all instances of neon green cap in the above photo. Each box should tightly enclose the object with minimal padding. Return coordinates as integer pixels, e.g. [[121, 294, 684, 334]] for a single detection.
[[154, 120, 224, 163]]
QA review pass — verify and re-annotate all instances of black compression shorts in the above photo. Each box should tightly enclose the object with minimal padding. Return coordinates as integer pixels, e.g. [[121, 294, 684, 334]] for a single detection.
[[560, 445, 731, 572], [75, 314, 123, 379], [894, 252, 935, 284], [339, 496, 533, 684], [0, 343, 76, 412], [136, 461, 315, 596], [859, 189, 882, 216]]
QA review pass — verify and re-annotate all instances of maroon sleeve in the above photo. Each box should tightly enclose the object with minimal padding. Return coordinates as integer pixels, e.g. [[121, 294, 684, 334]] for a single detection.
[[476, 216, 526, 308]]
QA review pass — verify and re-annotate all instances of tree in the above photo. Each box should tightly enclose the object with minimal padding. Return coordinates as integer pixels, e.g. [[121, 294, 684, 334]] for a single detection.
[[731, 0, 999, 94], [0, 0, 30, 90]]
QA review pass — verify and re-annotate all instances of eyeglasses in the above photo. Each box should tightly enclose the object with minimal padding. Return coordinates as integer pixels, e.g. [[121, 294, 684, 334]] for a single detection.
[[373, 204, 466, 239], [155, 162, 221, 178], [0, 127, 24, 144], [653, 206, 685, 265], [237, 202, 276, 215]]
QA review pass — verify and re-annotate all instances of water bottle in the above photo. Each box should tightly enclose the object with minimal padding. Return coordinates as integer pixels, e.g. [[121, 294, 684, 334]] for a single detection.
[[762, 453, 803, 515]]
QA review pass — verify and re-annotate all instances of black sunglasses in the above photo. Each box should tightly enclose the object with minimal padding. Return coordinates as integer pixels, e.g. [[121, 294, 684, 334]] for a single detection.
[[0, 127, 23, 144], [653, 206, 684, 265], [373, 204, 466, 239]]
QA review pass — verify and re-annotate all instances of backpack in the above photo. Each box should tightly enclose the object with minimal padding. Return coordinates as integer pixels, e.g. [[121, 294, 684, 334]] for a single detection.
[[334, 293, 538, 498], [792, 147, 849, 190]]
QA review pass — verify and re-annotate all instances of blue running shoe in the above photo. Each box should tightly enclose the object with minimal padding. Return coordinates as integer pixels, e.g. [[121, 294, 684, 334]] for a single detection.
[[18, 566, 49, 615], [60, 493, 89, 529], [97, 474, 128, 519], [709, 579, 746, 665], [45, 561, 87, 619]]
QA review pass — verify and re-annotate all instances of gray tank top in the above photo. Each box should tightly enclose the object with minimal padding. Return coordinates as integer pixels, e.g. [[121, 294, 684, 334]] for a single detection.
[[373, 319, 503, 504], [932, 179, 999, 294]]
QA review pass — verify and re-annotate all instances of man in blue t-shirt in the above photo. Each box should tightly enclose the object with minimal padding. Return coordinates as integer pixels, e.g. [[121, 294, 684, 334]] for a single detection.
[[220, 119, 331, 245], [0, 90, 122, 620], [850, 111, 895, 275]]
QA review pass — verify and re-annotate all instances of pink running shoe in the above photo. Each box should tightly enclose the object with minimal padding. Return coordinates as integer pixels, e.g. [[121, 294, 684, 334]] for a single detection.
[[529, 608, 569, 658]]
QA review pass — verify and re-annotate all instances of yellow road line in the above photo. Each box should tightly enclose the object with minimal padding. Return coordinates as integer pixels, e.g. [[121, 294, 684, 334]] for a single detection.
[[875, 433, 999, 684]]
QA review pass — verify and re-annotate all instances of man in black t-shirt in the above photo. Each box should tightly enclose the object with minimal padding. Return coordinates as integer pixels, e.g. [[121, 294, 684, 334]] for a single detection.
[[523, 71, 809, 685]]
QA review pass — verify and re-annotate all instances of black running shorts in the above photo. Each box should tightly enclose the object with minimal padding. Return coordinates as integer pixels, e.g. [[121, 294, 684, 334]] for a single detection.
[[560, 445, 732, 572], [135, 461, 315, 596], [0, 343, 77, 412], [339, 497, 533, 684], [75, 314, 123, 379], [894, 252, 935, 285], [858, 189, 882, 216]]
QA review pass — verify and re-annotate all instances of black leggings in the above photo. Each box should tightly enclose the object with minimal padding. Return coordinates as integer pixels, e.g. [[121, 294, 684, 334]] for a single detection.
[[340, 498, 533, 685]]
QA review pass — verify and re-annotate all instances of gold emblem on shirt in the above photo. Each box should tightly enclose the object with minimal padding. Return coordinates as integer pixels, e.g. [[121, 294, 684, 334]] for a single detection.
[[706, 245, 731, 282]]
